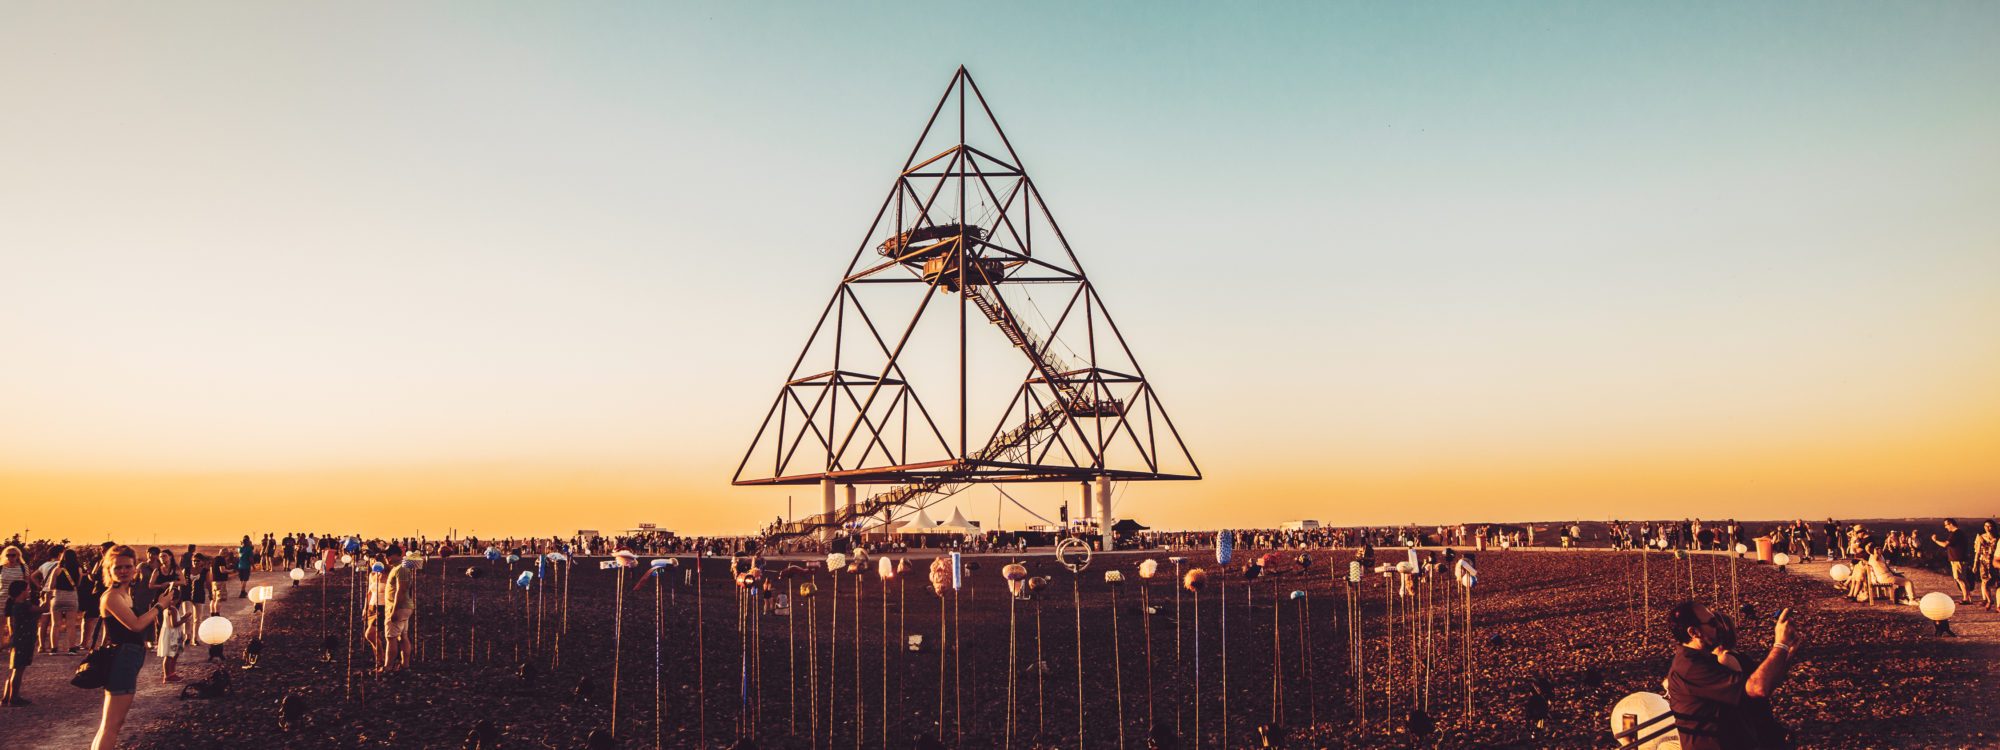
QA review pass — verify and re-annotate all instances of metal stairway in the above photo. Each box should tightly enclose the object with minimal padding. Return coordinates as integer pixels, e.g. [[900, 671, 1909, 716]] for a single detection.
[[764, 282, 1115, 542]]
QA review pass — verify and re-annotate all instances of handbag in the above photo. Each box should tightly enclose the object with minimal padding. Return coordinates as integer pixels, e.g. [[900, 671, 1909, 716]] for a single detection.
[[71, 644, 120, 690]]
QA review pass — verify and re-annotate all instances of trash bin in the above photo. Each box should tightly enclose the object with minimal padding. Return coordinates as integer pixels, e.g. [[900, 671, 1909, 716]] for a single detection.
[[1754, 536, 1775, 563]]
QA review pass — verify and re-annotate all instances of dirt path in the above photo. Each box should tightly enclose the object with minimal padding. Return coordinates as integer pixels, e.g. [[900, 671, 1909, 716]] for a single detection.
[[0, 569, 302, 749]]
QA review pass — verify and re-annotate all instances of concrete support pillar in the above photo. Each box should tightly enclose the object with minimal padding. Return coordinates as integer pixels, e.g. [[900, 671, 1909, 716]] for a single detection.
[[846, 484, 858, 534], [1077, 482, 1090, 534], [1096, 475, 1113, 549], [820, 477, 837, 543]]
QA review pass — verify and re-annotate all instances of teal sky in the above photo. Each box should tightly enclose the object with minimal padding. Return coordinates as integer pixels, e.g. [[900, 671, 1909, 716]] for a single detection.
[[3, 3, 1998, 539]]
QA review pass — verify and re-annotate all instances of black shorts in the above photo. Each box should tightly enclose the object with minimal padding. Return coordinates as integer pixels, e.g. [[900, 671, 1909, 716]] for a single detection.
[[237, 569, 252, 582], [9, 642, 31, 670]]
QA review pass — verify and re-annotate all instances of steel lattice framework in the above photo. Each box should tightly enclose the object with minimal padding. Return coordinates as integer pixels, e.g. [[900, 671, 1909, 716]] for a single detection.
[[735, 68, 1199, 541]]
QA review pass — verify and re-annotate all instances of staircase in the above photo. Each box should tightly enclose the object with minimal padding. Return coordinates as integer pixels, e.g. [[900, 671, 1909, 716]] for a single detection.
[[764, 283, 1117, 542]]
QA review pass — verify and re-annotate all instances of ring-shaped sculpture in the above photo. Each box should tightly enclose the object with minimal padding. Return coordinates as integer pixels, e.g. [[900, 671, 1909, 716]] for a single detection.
[[1055, 537, 1093, 573]]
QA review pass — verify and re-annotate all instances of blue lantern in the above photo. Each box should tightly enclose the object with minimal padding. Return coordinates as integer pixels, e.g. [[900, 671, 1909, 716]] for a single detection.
[[1215, 530, 1234, 565]]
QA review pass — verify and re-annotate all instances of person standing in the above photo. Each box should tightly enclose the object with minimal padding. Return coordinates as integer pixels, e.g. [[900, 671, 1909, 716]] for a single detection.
[[4, 579, 39, 706], [44, 548, 84, 654], [1973, 520, 1998, 611], [381, 546, 415, 674], [95, 545, 175, 749], [148, 550, 185, 683], [1931, 519, 1973, 604], [235, 536, 256, 599], [78, 544, 110, 651], [363, 553, 388, 671]]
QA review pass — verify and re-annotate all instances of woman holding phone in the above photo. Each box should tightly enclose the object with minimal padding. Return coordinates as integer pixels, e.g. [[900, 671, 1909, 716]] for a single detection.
[[95, 545, 174, 749]]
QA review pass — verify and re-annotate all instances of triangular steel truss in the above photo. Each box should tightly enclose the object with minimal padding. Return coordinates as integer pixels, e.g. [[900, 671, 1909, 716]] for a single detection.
[[734, 68, 1199, 536]]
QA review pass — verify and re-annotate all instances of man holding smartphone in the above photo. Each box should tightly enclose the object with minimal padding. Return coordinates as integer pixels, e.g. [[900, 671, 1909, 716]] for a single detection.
[[1665, 600, 1801, 750]]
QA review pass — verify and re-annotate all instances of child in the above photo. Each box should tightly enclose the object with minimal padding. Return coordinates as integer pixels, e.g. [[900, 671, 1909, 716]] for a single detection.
[[156, 584, 184, 683], [4, 579, 38, 706]]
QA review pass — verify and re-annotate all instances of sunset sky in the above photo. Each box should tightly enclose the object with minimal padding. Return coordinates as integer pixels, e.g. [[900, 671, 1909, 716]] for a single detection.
[[3, 3, 1997, 542]]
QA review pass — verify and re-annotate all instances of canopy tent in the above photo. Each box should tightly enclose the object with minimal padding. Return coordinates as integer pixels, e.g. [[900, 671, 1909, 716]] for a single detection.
[[1110, 519, 1149, 534], [931, 507, 980, 535], [863, 518, 909, 534], [895, 507, 941, 534]]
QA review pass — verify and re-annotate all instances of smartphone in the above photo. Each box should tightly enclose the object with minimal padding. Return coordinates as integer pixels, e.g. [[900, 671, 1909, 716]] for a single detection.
[[1776, 607, 1791, 620]]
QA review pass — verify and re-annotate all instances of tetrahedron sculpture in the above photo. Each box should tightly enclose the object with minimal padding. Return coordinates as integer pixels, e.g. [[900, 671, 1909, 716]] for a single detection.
[[736, 68, 1199, 541]]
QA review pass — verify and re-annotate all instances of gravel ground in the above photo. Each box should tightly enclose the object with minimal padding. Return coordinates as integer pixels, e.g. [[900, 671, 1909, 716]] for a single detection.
[[77, 547, 1998, 749]]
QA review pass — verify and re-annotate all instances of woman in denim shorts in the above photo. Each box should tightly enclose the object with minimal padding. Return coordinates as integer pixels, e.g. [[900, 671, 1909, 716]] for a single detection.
[[94, 545, 174, 750]]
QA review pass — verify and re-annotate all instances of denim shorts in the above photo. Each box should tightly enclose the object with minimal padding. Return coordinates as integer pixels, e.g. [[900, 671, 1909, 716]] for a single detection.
[[105, 643, 147, 696]]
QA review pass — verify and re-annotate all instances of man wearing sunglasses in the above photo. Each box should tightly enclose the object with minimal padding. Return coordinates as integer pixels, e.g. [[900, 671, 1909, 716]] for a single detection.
[[1665, 601, 1801, 750]]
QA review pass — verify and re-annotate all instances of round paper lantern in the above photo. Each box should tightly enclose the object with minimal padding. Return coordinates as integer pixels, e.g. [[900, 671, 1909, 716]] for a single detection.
[[288, 568, 305, 581], [1214, 530, 1234, 565], [613, 549, 639, 569], [1920, 592, 1956, 622], [826, 552, 848, 571], [1773, 553, 1791, 567], [197, 616, 234, 646], [1734, 543, 1748, 554], [313, 560, 326, 574], [1289, 590, 1306, 601], [249, 586, 274, 603], [341, 554, 355, 566], [1137, 559, 1159, 579], [343, 537, 361, 553], [1608, 692, 1672, 750], [1828, 563, 1852, 582]]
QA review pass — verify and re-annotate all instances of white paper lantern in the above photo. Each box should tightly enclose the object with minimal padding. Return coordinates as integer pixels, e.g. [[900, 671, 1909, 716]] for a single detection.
[[288, 568, 305, 581], [1609, 692, 1673, 750], [197, 616, 234, 645], [1458, 574, 1478, 588], [248, 586, 274, 603], [1828, 563, 1852, 582], [1773, 553, 1791, 567], [313, 560, 326, 573], [1395, 561, 1414, 575], [340, 554, 354, 566], [1920, 592, 1956, 622], [826, 552, 848, 570], [1734, 543, 1748, 554]]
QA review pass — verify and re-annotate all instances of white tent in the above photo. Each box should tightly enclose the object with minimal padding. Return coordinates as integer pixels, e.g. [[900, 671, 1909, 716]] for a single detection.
[[895, 507, 941, 534], [931, 507, 980, 535], [864, 518, 908, 534]]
